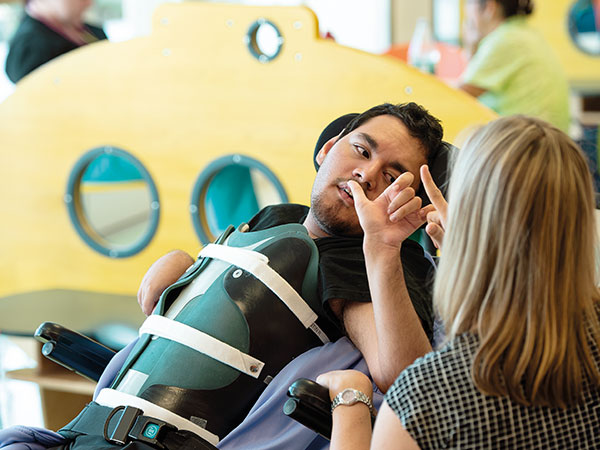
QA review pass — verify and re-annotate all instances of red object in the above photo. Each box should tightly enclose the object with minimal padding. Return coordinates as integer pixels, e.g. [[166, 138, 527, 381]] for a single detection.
[[384, 42, 468, 81]]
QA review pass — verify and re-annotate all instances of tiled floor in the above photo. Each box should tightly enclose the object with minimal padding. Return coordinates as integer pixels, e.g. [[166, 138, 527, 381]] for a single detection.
[[0, 335, 44, 429]]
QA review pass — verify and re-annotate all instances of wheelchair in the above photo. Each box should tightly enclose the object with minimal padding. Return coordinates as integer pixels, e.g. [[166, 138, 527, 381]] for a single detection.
[[31, 113, 451, 448]]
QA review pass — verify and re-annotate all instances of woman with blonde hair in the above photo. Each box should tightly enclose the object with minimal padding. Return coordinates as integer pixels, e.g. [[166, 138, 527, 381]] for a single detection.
[[318, 115, 600, 449]]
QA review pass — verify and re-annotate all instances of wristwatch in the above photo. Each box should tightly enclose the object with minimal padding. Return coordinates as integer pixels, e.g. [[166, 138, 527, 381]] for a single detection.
[[331, 388, 374, 415]]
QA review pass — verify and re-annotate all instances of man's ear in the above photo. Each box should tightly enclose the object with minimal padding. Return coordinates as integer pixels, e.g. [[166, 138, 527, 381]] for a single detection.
[[315, 135, 338, 166]]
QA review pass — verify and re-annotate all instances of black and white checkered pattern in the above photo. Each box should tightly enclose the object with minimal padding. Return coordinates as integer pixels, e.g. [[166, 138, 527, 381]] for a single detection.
[[385, 306, 600, 449]]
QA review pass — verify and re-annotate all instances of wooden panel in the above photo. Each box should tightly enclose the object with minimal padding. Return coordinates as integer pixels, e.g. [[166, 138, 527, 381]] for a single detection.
[[0, 2, 496, 303]]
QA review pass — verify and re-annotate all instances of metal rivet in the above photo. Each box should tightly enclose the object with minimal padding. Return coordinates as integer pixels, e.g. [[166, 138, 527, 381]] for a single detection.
[[293, 21, 302, 29], [105, 146, 113, 154], [64, 194, 72, 203], [160, 17, 169, 25], [226, 19, 234, 27], [294, 52, 302, 62], [250, 365, 259, 373], [150, 201, 159, 210], [162, 48, 172, 57], [232, 269, 243, 278], [109, 250, 118, 258], [189, 205, 198, 213], [404, 86, 413, 95], [232, 154, 242, 163], [53, 78, 61, 85]]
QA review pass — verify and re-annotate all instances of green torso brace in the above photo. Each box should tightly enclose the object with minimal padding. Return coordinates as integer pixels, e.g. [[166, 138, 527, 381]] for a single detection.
[[94, 223, 330, 443]]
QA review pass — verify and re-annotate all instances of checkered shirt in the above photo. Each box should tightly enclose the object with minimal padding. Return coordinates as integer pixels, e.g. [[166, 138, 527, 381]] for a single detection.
[[385, 307, 600, 449]]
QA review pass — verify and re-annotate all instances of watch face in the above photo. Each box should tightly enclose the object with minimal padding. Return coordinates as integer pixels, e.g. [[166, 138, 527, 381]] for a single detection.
[[341, 389, 357, 403]]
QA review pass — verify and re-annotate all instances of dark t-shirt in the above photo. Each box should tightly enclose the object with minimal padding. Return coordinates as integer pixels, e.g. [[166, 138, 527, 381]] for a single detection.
[[248, 204, 434, 342], [5, 14, 107, 83]]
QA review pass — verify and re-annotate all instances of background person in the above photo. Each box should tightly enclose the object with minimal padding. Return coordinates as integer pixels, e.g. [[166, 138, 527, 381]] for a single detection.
[[319, 115, 600, 449], [5, 0, 106, 83], [459, 0, 571, 133]]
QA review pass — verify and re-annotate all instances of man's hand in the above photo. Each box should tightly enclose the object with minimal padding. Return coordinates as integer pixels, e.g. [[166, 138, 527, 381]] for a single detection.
[[420, 165, 448, 249], [347, 172, 428, 250], [343, 171, 435, 392], [137, 250, 194, 315]]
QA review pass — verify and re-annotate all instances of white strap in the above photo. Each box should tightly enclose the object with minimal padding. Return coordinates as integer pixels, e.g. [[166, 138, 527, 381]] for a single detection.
[[199, 243, 329, 343], [140, 315, 265, 378], [96, 388, 220, 445]]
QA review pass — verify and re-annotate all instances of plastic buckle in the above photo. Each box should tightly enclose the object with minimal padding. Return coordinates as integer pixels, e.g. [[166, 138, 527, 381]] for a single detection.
[[104, 406, 143, 445], [128, 416, 176, 449]]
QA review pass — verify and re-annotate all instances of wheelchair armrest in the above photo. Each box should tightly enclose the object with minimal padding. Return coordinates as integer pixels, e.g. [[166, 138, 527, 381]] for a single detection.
[[283, 378, 333, 440], [34, 321, 117, 382]]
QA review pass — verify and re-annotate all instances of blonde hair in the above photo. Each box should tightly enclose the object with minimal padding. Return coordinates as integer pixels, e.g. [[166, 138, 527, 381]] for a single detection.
[[435, 115, 600, 408]]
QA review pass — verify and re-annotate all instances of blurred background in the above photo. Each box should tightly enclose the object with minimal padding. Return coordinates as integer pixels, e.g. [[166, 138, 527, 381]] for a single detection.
[[0, 0, 598, 432]]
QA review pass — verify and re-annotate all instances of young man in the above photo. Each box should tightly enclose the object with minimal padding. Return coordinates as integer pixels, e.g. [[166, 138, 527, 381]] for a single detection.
[[133, 103, 442, 449], [138, 103, 441, 392], [0, 103, 443, 450]]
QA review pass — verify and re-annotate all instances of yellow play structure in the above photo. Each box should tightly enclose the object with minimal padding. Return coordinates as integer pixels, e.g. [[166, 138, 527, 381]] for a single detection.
[[528, 0, 600, 87], [0, 2, 496, 326]]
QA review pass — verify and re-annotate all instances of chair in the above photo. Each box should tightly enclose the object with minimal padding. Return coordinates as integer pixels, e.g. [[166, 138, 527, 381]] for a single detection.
[[31, 111, 452, 446], [35, 322, 116, 382], [35, 112, 452, 377]]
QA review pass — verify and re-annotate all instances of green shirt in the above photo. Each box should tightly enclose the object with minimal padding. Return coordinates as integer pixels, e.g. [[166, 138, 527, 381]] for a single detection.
[[463, 17, 570, 132]]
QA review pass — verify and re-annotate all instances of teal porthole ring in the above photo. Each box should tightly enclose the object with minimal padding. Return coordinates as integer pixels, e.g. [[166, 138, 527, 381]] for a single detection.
[[190, 154, 288, 245], [64, 146, 160, 258], [245, 18, 284, 63], [567, 1, 600, 56]]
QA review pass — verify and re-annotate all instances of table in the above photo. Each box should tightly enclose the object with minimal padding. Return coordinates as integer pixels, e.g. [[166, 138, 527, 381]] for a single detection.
[[0, 289, 145, 431]]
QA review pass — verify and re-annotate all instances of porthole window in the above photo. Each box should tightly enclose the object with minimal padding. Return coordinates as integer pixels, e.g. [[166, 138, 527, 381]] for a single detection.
[[65, 146, 160, 258], [190, 154, 288, 244], [245, 18, 284, 63], [568, 0, 600, 56]]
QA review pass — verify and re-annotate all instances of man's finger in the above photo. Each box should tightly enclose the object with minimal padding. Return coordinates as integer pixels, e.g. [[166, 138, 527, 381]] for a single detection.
[[383, 172, 414, 202], [387, 187, 415, 214], [347, 180, 368, 207], [390, 196, 422, 223], [420, 165, 447, 215]]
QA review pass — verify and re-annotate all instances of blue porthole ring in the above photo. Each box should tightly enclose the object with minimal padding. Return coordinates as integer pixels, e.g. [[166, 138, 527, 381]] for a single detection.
[[190, 154, 288, 245], [64, 146, 160, 258], [244, 18, 284, 63]]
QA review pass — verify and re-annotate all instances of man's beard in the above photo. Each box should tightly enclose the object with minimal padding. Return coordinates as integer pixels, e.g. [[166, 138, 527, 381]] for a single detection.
[[310, 188, 363, 237]]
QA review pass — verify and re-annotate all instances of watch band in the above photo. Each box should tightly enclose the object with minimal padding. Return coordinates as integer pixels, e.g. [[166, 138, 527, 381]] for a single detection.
[[331, 388, 374, 416]]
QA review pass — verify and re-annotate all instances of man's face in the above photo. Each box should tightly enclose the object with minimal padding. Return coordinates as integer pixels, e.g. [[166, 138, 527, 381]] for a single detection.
[[307, 114, 427, 237]]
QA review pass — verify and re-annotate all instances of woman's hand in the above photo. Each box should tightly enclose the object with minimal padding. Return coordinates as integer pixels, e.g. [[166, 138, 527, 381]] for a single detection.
[[420, 165, 448, 249], [317, 370, 373, 401], [318, 370, 375, 450]]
